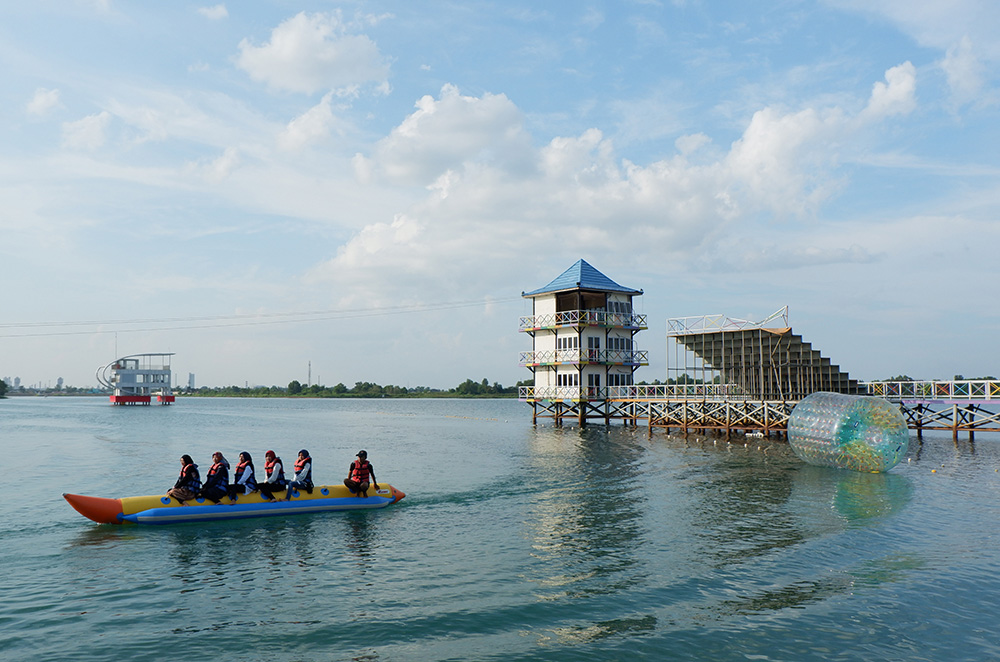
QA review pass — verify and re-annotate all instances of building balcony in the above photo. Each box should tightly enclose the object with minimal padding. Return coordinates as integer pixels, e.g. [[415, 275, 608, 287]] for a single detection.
[[519, 309, 647, 332], [519, 349, 649, 367]]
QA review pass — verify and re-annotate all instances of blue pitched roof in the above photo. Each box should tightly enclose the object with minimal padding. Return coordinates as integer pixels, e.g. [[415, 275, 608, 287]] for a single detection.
[[522, 259, 642, 297]]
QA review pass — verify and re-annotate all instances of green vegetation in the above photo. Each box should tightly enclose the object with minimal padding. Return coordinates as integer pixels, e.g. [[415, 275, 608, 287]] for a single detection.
[[0, 379, 6, 398], [183, 378, 533, 399]]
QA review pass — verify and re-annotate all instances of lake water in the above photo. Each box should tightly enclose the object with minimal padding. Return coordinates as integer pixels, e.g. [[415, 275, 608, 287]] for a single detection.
[[2, 396, 999, 661]]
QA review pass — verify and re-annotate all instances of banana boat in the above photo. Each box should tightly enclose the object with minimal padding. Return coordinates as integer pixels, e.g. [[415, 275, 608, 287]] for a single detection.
[[64, 483, 406, 525]]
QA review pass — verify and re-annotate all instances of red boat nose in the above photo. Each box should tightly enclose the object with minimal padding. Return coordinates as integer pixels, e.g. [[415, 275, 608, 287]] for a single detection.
[[64, 493, 124, 524]]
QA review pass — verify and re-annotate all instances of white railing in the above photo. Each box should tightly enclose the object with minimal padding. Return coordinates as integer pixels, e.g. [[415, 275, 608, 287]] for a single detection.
[[864, 380, 1000, 401], [520, 379, 1000, 404], [667, 306, 789, 336], [520, 383, 744, 400], [519, 386, 608, 400], [519, 350, 649, 366], [520, 309, 648, 331]]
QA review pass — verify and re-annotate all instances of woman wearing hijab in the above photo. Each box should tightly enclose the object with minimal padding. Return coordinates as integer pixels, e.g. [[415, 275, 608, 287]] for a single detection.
[[198, 451, 230, 504], [166, 454, 201, 505], [284, 449, 313, 500], [258, 450, 288, 501], [227, 451, 257, 501]]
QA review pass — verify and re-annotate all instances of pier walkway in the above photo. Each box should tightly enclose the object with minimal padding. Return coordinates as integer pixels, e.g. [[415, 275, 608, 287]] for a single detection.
[[865, 380, 1000, 439], [519, 299, 998, 437], [520, 380, 1000, 438]]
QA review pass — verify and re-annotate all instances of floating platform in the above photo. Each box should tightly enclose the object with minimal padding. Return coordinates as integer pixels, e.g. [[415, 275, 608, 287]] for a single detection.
[[96, 353, 175, 406]]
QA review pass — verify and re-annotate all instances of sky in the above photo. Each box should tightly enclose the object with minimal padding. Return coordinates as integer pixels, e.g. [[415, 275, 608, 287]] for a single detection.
[[2, 0, 999, 390]]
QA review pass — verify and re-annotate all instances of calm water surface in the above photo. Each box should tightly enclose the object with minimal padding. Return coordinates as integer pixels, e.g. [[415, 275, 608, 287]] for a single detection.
[[1, 396, 999, 661]]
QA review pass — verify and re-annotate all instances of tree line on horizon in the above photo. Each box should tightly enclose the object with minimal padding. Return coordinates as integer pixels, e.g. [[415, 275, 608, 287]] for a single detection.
[[3, 374, 998, 400], [185, 377, 534, 399]]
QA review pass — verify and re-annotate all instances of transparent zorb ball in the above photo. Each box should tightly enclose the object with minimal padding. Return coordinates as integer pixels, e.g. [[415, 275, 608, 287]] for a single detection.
[[788, 392, 908, 473]]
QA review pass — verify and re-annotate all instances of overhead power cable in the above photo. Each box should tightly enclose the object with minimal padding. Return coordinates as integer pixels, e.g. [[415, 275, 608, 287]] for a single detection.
[[0, 296, 523, 338]]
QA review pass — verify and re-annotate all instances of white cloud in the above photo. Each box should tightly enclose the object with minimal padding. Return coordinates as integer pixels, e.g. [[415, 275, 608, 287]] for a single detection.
[[26, 88, 61, 116], [373, 84, 534, 185], [310, 68, 928, 303], [197, 4, 228, 20], [862, 61, 917, 119], [61, 111, 111, 150], [675, 133, 711, 156], [236, 11, 389, 94], [205, 147, 241, 183], [941, 36, 985, 107], [278, 93, 339, 151], [824, 0, 1000, 58], [725, 106, 845, 217]]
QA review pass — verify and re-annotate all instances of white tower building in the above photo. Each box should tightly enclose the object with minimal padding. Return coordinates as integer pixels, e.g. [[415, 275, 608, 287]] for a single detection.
[[519, 259, 648, 425]]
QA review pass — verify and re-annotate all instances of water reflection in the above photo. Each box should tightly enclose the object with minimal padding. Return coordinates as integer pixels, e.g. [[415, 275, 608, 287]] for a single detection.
[[343, 512, 378, 576], [789, 465, 913, 530], [706, 461, 915, 618], [686, 437, 804, 569], [68, 525, 144, 548], [523, 425, 648, 600], [549, 613, 658, 645]]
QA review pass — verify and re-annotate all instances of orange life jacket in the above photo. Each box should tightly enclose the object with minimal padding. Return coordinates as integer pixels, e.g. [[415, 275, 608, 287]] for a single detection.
[[350, 459, 371, 483]]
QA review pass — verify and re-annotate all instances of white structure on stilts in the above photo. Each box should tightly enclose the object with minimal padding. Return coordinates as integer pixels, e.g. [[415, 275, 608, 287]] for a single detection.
[[519, 259, 647, 425], [96, 353, 175, 405]]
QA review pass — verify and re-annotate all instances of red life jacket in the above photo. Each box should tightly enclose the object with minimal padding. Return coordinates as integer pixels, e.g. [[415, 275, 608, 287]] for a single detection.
[[293, 456, 312, 484], [350, 459, 371, 483], [265, 456, 285, 482]]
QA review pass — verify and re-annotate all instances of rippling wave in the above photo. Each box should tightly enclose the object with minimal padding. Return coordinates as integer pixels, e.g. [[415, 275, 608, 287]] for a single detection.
[[2, 398, 1000, 661]]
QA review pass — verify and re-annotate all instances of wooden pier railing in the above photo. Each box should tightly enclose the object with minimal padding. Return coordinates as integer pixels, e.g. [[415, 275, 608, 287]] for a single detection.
[[520, 381, 1000, 436]]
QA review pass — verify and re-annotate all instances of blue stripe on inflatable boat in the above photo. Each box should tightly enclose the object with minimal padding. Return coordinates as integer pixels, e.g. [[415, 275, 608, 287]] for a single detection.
[[121, 495, 394, 524]]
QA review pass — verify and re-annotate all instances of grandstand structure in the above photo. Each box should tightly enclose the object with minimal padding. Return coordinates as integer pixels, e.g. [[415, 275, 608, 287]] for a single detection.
[[665, 307, 863, 401]]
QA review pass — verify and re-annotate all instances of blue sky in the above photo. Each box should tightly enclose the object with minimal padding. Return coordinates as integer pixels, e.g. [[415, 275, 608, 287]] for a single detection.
[[2, 0, 999, 389]]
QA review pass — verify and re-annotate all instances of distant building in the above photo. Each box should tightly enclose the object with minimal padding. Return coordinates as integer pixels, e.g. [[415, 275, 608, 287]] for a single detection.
[[188, 372, 195, 389], [57, 377, 64, 389], [96, 353, 175, 405]]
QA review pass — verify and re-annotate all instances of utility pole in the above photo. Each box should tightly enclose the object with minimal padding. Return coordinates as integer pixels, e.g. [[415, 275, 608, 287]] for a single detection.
[[308, 361, 311, 386]]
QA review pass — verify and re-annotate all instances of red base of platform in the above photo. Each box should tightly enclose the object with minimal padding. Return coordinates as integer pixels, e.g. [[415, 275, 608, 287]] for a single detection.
[[110, 395, 151, 405]]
